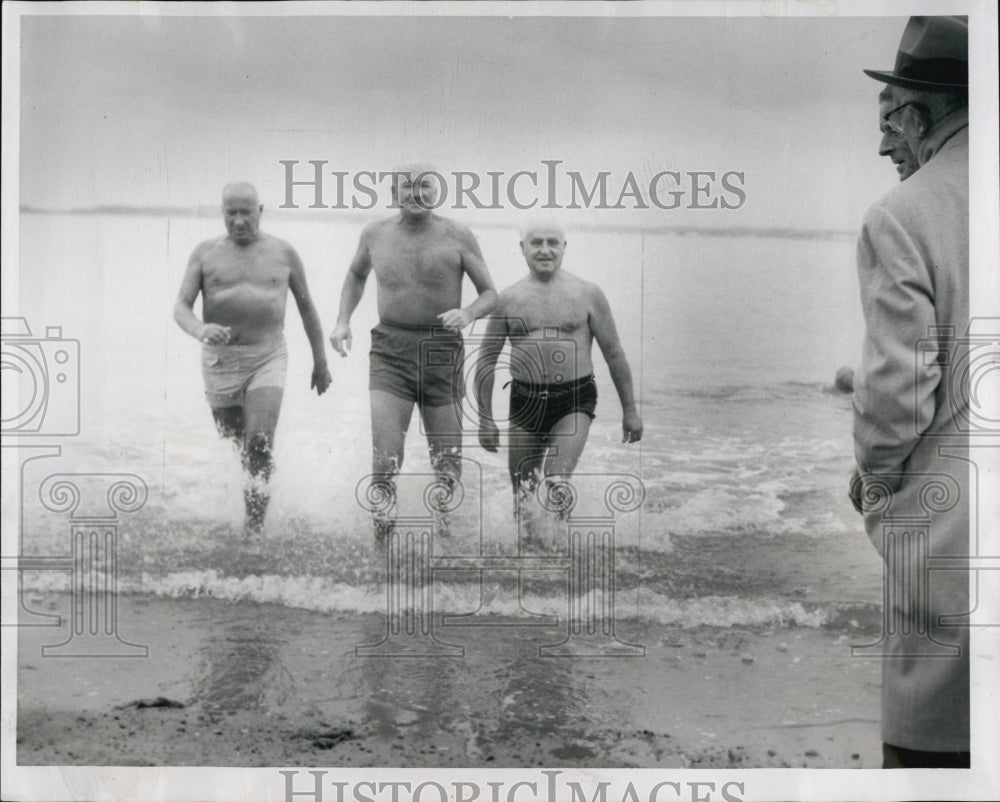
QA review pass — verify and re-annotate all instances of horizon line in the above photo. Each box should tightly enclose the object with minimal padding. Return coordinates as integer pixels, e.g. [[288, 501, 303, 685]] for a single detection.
[[17, 204, 856, 241]]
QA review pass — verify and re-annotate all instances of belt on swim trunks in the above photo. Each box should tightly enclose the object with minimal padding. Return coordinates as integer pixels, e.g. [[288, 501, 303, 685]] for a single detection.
[[379, 318, 460, 336], [506, 374, 595, 400]]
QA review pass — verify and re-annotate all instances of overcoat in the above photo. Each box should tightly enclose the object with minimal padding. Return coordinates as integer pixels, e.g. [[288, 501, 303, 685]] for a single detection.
[[853, 109, 970, 752]]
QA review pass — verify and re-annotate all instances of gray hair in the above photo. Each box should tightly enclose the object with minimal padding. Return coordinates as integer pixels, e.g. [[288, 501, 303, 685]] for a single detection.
[[518, 216, 566, 243]]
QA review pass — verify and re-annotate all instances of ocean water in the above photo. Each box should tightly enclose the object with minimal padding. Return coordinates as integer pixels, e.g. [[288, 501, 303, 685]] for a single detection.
[[11, 212, 882, 630]]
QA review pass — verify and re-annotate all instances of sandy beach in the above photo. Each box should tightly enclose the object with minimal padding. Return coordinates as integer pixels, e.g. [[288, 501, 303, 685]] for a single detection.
[[17, 591, 883, 769]]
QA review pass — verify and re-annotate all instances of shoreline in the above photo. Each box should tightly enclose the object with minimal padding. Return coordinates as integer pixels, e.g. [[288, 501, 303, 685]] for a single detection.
[[17, 593, 882, 769]]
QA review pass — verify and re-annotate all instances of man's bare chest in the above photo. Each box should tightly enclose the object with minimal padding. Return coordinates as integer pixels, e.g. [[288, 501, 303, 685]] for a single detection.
[[369, 237, 462, 287], [203, 247, 289, 290], [513, 293, 590, 335]]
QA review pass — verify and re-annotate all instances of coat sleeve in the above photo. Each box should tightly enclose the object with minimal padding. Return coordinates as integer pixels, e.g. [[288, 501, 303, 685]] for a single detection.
[[852, 203, 941, 484]]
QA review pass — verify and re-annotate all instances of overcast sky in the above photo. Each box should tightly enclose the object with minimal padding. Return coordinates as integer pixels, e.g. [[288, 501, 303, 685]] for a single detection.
[[19, 12, 920, 230]]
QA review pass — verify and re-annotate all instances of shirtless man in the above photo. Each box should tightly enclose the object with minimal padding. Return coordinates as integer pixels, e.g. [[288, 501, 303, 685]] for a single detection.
[[476, 221, 642, 510], [174, 181, 331, 535], [329, 166, 497, 540]]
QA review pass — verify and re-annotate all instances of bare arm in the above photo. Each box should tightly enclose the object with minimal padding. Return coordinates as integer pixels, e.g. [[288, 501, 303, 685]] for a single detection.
[[474, 311, 509, 453], [438, 226, 497, 330], [330, 228, 374, 356], [287, 243, 331, 395], [173, 241, 230, 344], [475, 316, 507, 419], [589, 285, 643, 443]]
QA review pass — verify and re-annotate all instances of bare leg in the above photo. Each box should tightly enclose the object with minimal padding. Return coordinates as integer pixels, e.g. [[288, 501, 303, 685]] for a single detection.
[[211, 406, 246, 448], [541, 413, 592, 518], [370, 390, 415, 543], [421, 402, 463, 481], [242, 387, 284, 536], [543, 413, 592, 478], [420, 401, 463, 535], [507, 423, 546, 500], [506, 423, 546, 545], [211, 406, 249, 531]]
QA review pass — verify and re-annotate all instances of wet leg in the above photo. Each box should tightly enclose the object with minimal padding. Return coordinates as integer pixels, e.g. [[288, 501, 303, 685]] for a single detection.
[[421, 402, 465, 535], [507, 423, 546, 545], [242, 387, 283, 536], [211, 405, 246, 449], [370, 390, 414, 543], [541, 413, 592, 518]]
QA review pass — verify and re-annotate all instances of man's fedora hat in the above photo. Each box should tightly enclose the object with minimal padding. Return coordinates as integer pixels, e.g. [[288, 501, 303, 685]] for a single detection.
[[864, 16, 967, 91]]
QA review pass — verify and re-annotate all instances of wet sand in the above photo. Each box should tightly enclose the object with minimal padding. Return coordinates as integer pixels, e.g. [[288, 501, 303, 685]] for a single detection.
[[16, 593, 883, 769]]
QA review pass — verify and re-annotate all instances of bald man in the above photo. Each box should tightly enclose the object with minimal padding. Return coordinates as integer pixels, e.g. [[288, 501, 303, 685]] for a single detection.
[[174, 181, 331, 536], [475, 221, 642, 515], [330, 166, 497, 542]]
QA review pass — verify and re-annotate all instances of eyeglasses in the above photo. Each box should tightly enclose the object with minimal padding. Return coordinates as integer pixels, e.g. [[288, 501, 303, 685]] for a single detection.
[[881, 101, 917, 134]]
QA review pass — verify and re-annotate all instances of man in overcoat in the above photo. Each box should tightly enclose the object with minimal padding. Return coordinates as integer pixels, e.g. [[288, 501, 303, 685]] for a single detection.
[[851, 15, 970, 768]]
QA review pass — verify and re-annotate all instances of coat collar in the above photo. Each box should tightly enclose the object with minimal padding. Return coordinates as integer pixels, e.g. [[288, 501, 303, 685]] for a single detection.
[[918, 107, 968, 165]]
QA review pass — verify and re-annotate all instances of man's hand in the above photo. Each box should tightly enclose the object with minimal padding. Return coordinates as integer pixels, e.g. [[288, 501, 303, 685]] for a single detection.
[[478, 417, 500, 453], [438, 308, 472, 331], [330, 322, 352, 357], [312, 364, 332, 396], [849, 468, 864, 515], [200, 323, 231, 345], [622, 410, 643, 444]]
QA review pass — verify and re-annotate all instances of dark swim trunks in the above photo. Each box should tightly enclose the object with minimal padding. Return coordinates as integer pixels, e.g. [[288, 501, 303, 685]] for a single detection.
[[369, 320, 464, 407], [508, 374, 597, 435]]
